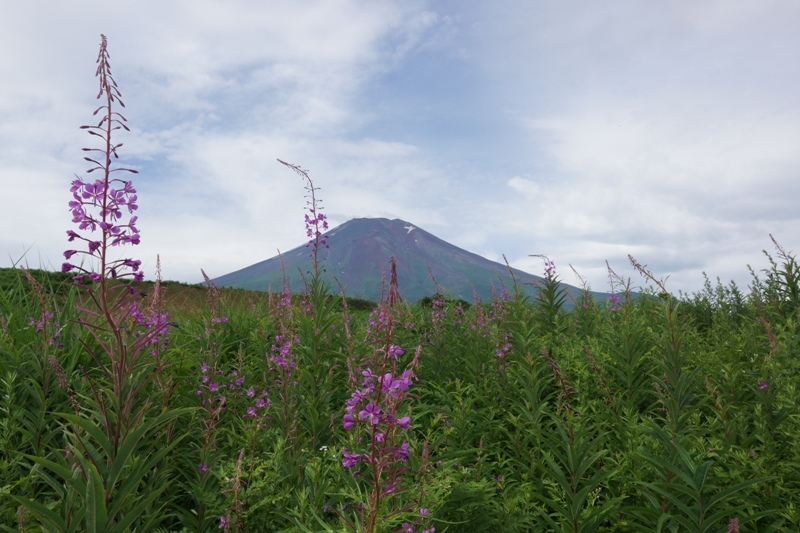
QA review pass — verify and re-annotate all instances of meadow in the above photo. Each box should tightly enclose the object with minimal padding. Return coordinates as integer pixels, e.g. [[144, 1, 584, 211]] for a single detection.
[[1, 35, 799, 532]]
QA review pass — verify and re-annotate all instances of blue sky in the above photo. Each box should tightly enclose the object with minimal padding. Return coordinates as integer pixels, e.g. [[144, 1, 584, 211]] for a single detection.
[[2, 0, 799, 295]]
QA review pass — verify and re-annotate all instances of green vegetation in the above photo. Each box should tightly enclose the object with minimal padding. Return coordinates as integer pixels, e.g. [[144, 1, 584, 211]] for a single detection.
[[1, 242, 798, 531]]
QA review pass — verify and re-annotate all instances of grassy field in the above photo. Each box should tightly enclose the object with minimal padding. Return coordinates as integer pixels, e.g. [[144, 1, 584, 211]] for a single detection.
[[1, 247, 799, 532]]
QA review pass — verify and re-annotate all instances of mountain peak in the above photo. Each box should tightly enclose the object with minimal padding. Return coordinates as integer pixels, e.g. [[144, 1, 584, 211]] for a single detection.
[[212, 217, 586, 303]]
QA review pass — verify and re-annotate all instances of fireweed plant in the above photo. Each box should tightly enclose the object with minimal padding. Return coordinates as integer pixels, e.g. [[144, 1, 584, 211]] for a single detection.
[[278, 159, 340, 452], [337, 259, 434, 533], [267, 283, 299, 449], [187, 272, 240, 532], [278, 158, 330, 280], [12, 36, 190, 531]]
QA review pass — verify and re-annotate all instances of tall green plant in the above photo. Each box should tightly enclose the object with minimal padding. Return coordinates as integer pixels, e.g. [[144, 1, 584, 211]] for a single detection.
[[12, 35, 190, 531], [637, 425, 775, 532]]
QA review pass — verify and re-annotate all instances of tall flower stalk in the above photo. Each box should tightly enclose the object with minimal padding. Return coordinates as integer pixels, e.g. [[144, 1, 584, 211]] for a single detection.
[[61, 34, 156, 454], [63, 35, 142, 287], [338, 259, 432, 533], [14, 35, 189, 531], [278, 158, 344, 454], [278, 159, 329, 279]]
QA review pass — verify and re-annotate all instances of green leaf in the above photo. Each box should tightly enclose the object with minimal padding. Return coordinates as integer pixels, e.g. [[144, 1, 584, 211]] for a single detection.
[[106, 407, 191, 492], [57, 413, 114, 463], [84, 459, 108, 533], [108, 489, 166, 533], [9, 495, 66, 532]]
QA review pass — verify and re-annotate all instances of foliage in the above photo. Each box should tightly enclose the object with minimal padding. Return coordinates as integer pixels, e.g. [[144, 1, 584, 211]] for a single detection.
[[4, 237, 799, 531]]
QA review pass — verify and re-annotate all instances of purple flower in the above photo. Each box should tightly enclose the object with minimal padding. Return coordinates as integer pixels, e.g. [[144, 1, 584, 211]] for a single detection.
[[218, 515, 227, 529], [348, 388, 370, 405], [389, 370, 413, 392], [388, 344, 406, 359], [543, 259, 556, 279], [422, 527, 435, 533], [197, 463, 208, 474], [65, 140, 142, 282], [394, 441, 410, 462], [359, 403, 381, 425], [342, 449, 361, 468], [759, 380, 768, 390], [397, 416, 412, 429], [343, 413, 355, 429]]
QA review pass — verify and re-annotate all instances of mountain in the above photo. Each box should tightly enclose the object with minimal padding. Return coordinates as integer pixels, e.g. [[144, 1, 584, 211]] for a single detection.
[[212, 217, 596, 304]]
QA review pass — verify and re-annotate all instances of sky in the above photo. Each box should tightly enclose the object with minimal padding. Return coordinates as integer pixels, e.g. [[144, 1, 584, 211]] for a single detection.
[[2, 0, 799, 296]]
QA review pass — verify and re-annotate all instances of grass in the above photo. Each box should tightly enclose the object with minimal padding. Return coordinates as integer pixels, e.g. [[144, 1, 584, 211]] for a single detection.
[[2, 255, 798, 532]]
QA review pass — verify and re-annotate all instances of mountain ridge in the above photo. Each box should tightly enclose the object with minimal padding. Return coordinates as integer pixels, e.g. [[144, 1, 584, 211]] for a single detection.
[[212, 217, 598, 303]]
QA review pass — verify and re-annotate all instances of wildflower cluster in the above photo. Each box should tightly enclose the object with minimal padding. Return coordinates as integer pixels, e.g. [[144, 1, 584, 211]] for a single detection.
[[63, 180, 142, 282], [197, 362, 226, 410], [340, 346, 428, 531], [270, 334, 297, 371], [278, 158, 330, 276], [129, 301, 170, 356], [429, 294, 445, 332], [61, 35, 142, 284], [305, 211, 330, 252], [607, 293, 621, 311], [29, 311, 62, 348], [269, 286, 295, 370], [543, 258, 556, 280], [198, 362, 271, 424], [495, 336, 513, 359], [465, 292, 514, 366], [201, 270, 228, 328], [366, 307, 391, 339], [341, 363, 415, 464]]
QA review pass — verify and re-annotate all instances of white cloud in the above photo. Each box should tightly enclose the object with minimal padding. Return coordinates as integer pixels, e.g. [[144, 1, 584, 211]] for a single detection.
[[1, 1, 799, 297]]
